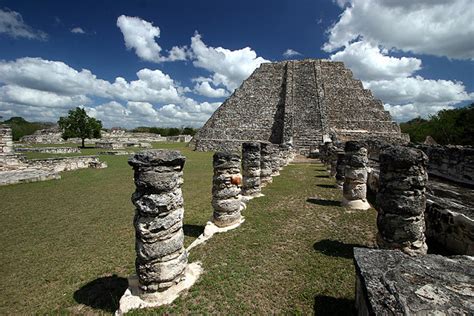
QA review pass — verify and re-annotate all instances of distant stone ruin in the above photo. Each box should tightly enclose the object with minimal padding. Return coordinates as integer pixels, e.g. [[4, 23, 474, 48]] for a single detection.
[[192, 59, 408, 153]]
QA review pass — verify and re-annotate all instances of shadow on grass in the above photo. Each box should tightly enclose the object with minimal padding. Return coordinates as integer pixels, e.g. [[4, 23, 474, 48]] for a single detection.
[[313, 239, 365, 259], [306, 198, 340, 207], [183, 224, 205, 238], [73, 274, 127, 313], [317, 184, 336, 189], [315, 175, 329, 178], [314, 295, 355, 315]]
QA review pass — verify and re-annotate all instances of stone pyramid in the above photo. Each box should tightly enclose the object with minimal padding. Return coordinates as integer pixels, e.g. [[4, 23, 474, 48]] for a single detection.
[[191, 59, 408, 152]]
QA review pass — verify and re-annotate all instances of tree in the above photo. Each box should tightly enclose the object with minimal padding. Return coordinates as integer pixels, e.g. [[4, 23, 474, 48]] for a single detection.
[[58, 107, 102, 148]]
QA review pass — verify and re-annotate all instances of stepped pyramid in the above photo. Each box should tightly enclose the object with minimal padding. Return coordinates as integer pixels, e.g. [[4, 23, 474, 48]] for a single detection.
[[191, 59, 408, 152]]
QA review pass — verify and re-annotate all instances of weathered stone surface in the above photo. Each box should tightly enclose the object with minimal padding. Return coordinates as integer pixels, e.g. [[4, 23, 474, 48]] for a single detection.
[[242, 142, 261, 197], [354, 248, 474, 315], [191, 59, 407, 153], [129, 150, 188, 293], [376, 146, 428, 255], [342, 141, 370, 210], [0, 125, 24, 171], [212, 151, 243, 227]]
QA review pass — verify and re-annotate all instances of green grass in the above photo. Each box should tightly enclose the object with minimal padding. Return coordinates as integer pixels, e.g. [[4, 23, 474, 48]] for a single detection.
[[0, 143, 377, 315]]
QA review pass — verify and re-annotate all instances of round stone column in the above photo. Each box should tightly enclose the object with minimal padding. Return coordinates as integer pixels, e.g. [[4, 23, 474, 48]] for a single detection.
[[260, 142, 273, 186], [342, 141, 371, 210], [241, 142, 262, 197], [212, 152, 244, 227], [270, 145, 281, 176], [335, 151, 346, 189], [376, 146, 428, 255], [128, 150, 187, 294]]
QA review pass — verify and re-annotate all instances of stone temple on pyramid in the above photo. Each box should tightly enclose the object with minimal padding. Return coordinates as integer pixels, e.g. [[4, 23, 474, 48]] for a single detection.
[[191, 59, 408, 152]]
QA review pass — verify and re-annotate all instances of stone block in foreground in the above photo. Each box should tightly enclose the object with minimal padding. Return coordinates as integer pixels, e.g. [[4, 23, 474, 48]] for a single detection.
[[354, 248, 474, 315]]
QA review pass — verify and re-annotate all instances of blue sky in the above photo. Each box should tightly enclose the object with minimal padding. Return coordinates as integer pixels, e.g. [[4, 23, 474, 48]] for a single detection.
[[0, 0, 472, 128]]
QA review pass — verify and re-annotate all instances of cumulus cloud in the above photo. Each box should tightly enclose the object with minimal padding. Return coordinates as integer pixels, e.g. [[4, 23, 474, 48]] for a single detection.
[[330, 41, 422, 81], [116, 15, 188, 63], [190, 33, 269, 91], [193, 81, 229, 98], [324, 0, 474, 122], [71, 27, 85, 34], [0, 8, 47, 40], [324, 0, 474, 60], [283, 49, 302, 58]]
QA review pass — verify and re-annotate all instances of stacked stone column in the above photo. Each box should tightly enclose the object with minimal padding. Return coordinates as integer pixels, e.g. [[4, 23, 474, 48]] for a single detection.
[[212, 152, 243, 227], [376, 146, 428, 255], [128, 150, 187, 294], [342, 141, 371, 210], [0, 125, 21, 170], [260, 142, 273, 186], [270, 145, 281, 176], [335, 151, 346, 189], [328, 145, 338, 178], [242, 142, 262, 197]]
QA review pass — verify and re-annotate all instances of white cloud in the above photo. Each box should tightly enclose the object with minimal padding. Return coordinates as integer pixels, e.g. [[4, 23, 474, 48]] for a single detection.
[[190, 33, 269, 91], [193, 81, 229, 98], [0, 8, 47, 40], [283, 49, 302, 58], [330, 41, 422, 81], [324, 0, 474, 60], [0, 57, 223, 128], [71, 27, 85, 34], [116, 15, 188, 63]]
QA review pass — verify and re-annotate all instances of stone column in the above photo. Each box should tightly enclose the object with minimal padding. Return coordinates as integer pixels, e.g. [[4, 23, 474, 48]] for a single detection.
[[376, 146, 428, 255], [242, 142, 262, 197], [0, 125, 21, 170], [328, 146, 338, 178], [260, 142, 273, 186], [270, 144, 281, 176], [342, 141, 371, 210], [212, 152, 244, 227], [128, 150, 187, 294], [335, 151, 346, 189]]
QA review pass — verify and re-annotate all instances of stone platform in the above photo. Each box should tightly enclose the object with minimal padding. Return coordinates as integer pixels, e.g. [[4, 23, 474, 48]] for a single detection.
[[354, 248, 474, 315]]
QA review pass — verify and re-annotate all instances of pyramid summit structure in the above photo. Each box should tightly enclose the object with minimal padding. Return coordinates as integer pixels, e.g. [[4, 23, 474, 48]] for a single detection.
[[191, 59, 408, 152]]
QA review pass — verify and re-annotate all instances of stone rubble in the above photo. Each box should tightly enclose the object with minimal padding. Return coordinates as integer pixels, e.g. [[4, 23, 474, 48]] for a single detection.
[[376, 145, 428, 255]]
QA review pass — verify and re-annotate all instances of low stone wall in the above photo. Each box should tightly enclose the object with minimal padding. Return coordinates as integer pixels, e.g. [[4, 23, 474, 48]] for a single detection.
[[15, 147, 81, 154], [28, 156, 107, 172], [354, 248, 473, 315], [413, 144, 474, 186], [426, 180, 474, 255], [96, 141, 124, 150]]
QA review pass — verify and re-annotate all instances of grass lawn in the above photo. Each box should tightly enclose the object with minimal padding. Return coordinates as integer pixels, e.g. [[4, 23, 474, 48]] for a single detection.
[[0, 142, 377, 315]]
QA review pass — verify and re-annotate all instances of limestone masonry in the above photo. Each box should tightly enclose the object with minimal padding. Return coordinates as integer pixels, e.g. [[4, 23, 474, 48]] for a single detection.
[[191, 59, 407, 152]]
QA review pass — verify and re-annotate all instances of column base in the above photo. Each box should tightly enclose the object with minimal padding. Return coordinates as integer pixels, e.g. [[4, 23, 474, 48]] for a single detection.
[[187, 217, 245, 252], [341, 197, 371, 210], [116, 262, 202, 315]]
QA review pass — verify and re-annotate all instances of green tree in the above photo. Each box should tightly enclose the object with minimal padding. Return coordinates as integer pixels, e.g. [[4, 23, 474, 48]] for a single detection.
[[58, 107, 102, 148]]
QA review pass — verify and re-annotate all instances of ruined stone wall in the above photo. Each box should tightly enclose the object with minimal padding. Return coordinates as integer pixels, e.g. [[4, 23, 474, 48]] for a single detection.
[[15, 147, 81, 154], [28, 156, 107, 172], [413, 144, 474, 186], [0, 125, 23, 170], [192, 59, 406, 152]]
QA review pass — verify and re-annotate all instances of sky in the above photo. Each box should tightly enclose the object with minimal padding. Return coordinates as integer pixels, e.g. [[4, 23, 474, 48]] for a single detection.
[[0, 0, 473, 128]]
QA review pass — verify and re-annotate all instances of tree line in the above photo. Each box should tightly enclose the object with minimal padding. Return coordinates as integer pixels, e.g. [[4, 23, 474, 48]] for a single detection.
[[400, 103, 474, 145]]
